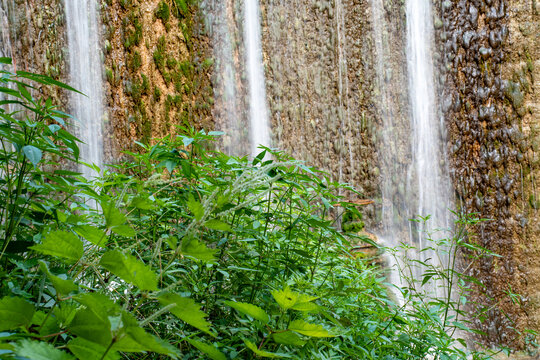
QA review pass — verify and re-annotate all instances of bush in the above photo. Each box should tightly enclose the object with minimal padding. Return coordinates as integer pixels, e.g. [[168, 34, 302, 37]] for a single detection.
[[0, 59, 499, 359]]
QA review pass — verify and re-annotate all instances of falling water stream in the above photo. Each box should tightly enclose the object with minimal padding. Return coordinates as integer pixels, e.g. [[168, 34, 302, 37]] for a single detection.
[[371, 0, 454, 299], [65, 0, 104, 178], [244, 0, 270, 157]]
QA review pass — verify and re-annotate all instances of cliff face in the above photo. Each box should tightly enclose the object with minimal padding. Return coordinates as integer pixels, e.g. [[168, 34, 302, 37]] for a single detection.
[[441, 0, 539, 348], [101, 0, 213, 161], [3, 0, 213, 162]]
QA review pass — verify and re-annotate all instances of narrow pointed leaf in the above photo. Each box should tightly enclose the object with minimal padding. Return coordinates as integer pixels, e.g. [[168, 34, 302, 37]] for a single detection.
[[113, 327, 179, 358], [244, 340, 288, 358], [22, 145, 42, 166]]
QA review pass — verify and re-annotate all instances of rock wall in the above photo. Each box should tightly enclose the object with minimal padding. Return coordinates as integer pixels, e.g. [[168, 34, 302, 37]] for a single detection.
[[441, 0, 539, 348], [101, 0, 214, 161], [3, 0, 213, 163], [259, 0, 392, 221]]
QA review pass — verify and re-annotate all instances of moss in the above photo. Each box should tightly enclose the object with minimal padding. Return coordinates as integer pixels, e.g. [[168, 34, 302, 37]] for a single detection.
[[141, 74, 150, 94], [153, 86, 162, 101], [105, 67, 114, 84], [172, 0, 189, 19], [130, 51, 142, 71], [124, 16, 143, 49], [155, 1, 171, 30], [153, 36, 167, 73]]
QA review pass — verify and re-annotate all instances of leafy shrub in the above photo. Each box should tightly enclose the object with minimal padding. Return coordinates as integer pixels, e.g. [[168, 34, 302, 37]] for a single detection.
[[0, 58, 500, 359]]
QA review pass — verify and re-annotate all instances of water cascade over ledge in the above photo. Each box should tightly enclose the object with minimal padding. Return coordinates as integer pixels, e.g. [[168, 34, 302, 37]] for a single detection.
[[244, 0, 270, 157], [65, 0, 104, 178]]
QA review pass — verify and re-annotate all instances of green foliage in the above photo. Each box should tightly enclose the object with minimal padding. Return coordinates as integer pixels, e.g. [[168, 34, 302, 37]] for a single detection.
[[0, 60, 510, 359], [155, 1, 171, 30]]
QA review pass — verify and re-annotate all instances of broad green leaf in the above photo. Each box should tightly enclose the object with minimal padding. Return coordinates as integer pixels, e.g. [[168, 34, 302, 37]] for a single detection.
[[73, 293, 121, 321], [288, 320, 335, 337], [99, 250, 158, 291], [291, 301, 319, 312], [110, 224, 136, 238], [102, 202, 127, 228], [68, 338, 119, 360], [204, 219, 232, 232], [53, 303, 78, 328], [186, 196, 204, 221], [0, 297, 34, 331], [69, 308, 112, 346], [74, 225, 107, 247], [30, 230, 83, 263], [272, 331, 306, 346], [271, 287, 298, 311], [186, 339, 226, 360], [39, 261, 78, 296], [244, 340, 286, 358], [113, 327, 179, 358], [22, 145, 42, 165], [129, 195, 156, 210], [31, 311, 61, 337], [13, 339, 74, 360], [0, 57, 12, 64], [158, 293, 214, 336], [224, 301, 269, 323], [181, 237, 217, 263]]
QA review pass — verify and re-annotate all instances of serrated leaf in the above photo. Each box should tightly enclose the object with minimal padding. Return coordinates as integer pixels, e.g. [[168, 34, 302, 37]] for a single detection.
[[30, 230, 83, 263], [102, 202, 127, 228], [271, 287, 298, 311], [39, 261, 78, 296], [129, 195, 156, 210], [0, 297, 34, 331], [74, 225, 107, 247], [224, 301, 269, 323], [110, 224, 136, 238], [186, 196, 204, 221], [13, 339, 74, 360], [100, 250, 157, 291], [181, 237, 217, 263], [272, 331, 306, 346], [291, 301, 319, 312], [53, 303, 78, 328], [22, 145, 42, 166], [158, 293, 214, 336], [187, 339, 226, 360], [288, 320, 335, 337], [244, 340, 287, 358], [204, 219, 231, 232], [113, 327, 179, 358], [69, 308, 112, 346], [68, 337, 119, 360]]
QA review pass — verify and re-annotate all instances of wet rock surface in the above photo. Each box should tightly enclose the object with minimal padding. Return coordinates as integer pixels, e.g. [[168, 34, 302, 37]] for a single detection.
[[440, 0, 539, 348], [260, 0, 391, 224]]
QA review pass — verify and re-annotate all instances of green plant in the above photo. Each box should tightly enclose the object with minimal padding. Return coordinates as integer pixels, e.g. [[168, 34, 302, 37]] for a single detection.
[[0, 58, 507, 359]]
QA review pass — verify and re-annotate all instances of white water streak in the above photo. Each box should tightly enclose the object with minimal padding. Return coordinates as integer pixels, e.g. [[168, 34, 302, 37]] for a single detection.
[[244, 0, 270, 157], [406, 0, 452, 295], [65, 0, 104, 178]]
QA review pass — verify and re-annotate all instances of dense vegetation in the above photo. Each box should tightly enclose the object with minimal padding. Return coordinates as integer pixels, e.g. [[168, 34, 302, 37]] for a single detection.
[[0, 58, 509, 359]]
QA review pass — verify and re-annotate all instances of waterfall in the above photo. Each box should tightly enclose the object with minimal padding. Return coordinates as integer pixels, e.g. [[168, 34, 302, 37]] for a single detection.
[[64, 0, 104, 178], [406, 0, 452, 253], [200, 0, 244, 155], [372, 0, 453, 298], [244, 0, 270, 157]]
